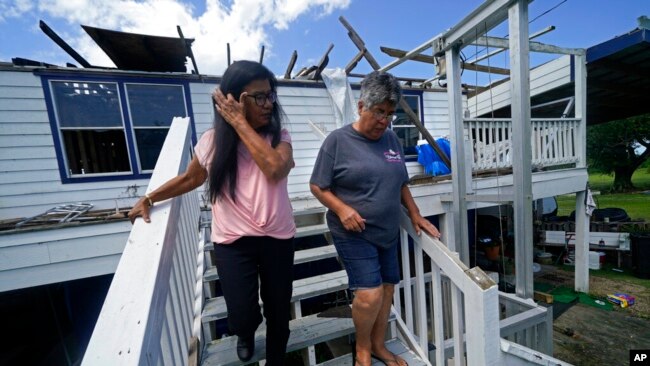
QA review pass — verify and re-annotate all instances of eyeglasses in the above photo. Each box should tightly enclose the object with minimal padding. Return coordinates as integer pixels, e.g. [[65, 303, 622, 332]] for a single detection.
[[370, 109, 397, 122], [245, 91, 277, 106]]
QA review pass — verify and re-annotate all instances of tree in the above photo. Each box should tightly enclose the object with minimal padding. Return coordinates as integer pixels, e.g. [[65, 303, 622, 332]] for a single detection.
[[587, 113, 650, 192]]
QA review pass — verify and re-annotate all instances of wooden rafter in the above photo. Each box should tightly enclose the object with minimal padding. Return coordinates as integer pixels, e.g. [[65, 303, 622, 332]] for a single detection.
[[381, 46, 510, 75], [284, 50, 298, 79]]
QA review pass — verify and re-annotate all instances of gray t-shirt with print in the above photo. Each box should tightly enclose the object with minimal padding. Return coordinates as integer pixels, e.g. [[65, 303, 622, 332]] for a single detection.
[[310, 124, 409, 248]]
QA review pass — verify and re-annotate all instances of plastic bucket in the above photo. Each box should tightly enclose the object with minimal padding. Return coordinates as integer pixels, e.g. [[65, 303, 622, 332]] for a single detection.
[[536, 252, 553, 264]]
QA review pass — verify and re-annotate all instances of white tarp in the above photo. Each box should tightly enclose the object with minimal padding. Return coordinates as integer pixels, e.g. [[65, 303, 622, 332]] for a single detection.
[[320, 68, 358, 129]]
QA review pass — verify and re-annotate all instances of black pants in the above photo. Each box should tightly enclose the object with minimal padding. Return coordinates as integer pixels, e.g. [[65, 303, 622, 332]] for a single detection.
[[214, 236, 294, 365]]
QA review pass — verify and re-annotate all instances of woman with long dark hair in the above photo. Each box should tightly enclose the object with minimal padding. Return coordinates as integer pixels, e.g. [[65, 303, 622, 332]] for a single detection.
[[128, 60, 295, 365]]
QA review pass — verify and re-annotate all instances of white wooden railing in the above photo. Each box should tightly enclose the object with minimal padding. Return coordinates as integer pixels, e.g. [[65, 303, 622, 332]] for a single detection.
[[465, 118, 582, 171], [83, 118, 204, 366], [395, 209, 502, 365], [394, 210, 565, 365]]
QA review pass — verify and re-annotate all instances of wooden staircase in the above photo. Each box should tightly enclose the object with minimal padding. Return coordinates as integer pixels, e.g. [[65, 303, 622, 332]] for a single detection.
[[199, 209, 430, 366]]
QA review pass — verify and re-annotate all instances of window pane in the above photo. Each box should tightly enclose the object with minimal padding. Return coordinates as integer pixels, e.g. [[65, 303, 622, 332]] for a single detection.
[[134, 129, 169, 170], [394, 127, 420, 156], [127, 84, 186, 127], [52, 81, 122, 128], [393, 95, 420, 126], [62, 130, 131, 174]]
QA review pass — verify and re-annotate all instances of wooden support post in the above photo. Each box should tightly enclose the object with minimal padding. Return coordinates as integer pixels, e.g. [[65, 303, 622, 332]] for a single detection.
[[574, 190, 590, 293], [464, 281, 501, 365], [445, 45, 470, 263], [509, 0, 534, 299], [338, 16, 451, 169], [575, 54, 587, 168]]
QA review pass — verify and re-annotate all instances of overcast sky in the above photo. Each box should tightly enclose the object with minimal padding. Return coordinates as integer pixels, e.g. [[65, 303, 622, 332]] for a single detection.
[[1, 0, 648, 80]]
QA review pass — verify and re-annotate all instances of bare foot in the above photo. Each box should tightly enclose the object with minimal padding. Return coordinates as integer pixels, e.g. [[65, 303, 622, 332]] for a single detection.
[[370, 347, 408, 366]]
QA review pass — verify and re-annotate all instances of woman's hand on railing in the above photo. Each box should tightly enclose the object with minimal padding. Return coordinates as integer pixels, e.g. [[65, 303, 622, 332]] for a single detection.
[[128, 197, 152, 224], [410, 213, 441, 239]]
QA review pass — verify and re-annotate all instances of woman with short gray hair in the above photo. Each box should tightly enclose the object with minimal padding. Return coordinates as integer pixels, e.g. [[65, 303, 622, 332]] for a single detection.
[[310, 71, 440, 366]]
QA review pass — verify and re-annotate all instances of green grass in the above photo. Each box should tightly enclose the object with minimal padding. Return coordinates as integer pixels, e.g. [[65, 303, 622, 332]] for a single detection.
[[587, 170, 650, 193], [560, 263, 650, 290], [556, 169, 650, 221]]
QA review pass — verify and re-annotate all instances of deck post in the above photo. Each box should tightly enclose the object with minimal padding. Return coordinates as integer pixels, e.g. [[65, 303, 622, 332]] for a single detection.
[[509, 0, 534, 299], [464, 282, 501, 365], [573, 52, 590, 293], [574, 190, 590, 292], [574, 53, 587, 168], [445, 45, 470, 264]]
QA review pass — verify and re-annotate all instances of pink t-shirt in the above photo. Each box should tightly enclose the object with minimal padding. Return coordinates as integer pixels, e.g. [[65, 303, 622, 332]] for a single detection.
[[194, 128, 296, 244]]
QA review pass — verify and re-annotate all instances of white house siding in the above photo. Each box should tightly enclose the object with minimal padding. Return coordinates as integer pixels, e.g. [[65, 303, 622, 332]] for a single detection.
[[0, 69, 150, 220], [467, 55, 572, 117], [1, 69, 452, 221], [422, 90, 453, 139], [0, 219, 131, 291]]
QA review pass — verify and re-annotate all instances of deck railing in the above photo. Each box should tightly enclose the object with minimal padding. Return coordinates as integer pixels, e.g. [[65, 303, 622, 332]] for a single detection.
[[465, 118, 582, 171], [395, 210, 502, 365], [395, 210, 560, 365], [82, 117, 204, 366]]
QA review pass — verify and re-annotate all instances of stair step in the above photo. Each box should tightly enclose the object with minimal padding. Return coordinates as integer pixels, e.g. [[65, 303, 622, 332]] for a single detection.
[[317, 338, 429, 366], [202, 270, 348, 323], [204, 244, 338, 282], [294, 244, 338, 264], [201, 311, 355, 366], [296, 223, 330, 238]]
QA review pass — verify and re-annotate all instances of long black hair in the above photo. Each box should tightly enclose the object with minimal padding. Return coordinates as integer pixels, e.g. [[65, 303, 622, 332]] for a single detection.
[[208, 60, 284, 203]]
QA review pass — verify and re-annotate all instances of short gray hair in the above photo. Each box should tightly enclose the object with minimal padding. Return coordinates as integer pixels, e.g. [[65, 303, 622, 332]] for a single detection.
[[359, 71, 402, 110]]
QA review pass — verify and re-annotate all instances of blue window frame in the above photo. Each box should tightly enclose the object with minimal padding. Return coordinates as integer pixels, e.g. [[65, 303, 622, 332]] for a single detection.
[[41, 74, 194, 183], [391, 91, 424, 161]]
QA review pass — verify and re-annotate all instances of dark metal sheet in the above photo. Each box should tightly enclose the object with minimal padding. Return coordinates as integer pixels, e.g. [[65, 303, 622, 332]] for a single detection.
[[82, 25, 194, 72]]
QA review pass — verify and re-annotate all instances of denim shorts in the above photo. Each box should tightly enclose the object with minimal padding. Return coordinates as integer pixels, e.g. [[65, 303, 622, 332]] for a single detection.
[[332, 235, 400, 290]]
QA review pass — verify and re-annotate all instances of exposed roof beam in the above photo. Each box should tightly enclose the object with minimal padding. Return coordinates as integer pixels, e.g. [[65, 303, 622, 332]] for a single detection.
[[381, 46, 510, 75], [466, 25, 555, 64], [379, 34, 442, 73], [475, 35, 585, 55], [379, 0, 517, 74], [39, 20, 94, 68], [312, 43, 334, 80], [347, 73, 428, 83], [433, 0, 515, 56], [177, 26, 199, 75], [345, 50, 365, 74], [284, 50, 297, 79]]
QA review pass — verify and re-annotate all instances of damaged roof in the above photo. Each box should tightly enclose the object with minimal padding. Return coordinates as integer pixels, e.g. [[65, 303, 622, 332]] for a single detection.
[[81, 25, 194, 73]]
